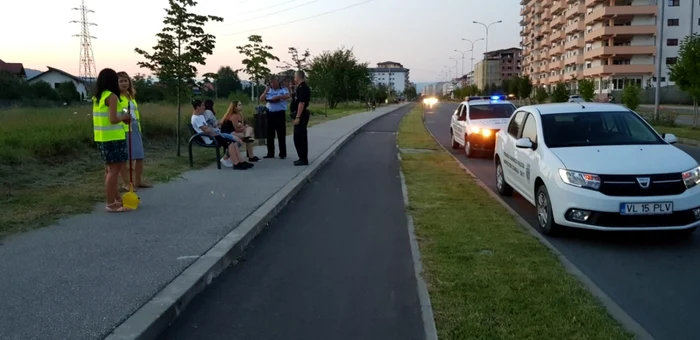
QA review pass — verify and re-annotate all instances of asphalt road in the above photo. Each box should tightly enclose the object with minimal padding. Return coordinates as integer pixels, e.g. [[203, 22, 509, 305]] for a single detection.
[[159, 106, 425, 340], [425, 102, 700, 340]]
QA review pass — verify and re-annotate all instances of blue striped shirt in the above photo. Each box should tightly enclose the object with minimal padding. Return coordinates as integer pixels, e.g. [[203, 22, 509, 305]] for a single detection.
[[265, 87, 289, 112]]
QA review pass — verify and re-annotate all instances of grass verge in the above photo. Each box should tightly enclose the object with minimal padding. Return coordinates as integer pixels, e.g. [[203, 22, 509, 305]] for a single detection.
[[653, 125, 700, 141], [397, 106, 632, 339], [0, 101, 368, 237]]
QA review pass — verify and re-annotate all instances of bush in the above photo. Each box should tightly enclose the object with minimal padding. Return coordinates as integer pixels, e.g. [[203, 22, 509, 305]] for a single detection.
[[550, 83, 570, 103], [622, 84, 641, 110], [534, 86, 549, 103], [578, 79, 595, 102]]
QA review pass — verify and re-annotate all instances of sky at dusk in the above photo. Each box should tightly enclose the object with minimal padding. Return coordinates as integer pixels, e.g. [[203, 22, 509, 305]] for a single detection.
[[0, 0, 521, 83]]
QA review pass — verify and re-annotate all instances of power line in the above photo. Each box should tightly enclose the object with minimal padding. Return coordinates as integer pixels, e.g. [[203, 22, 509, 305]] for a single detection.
[[222, 0, 373, 37], [229, 0, 322, 26], [237, 0, 301, 16]]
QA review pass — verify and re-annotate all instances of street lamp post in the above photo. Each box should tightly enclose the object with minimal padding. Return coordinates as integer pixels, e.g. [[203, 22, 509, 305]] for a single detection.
[[461, 38, 484, 74], [472, 20, 502, 57], [454, 49, 468, 80]]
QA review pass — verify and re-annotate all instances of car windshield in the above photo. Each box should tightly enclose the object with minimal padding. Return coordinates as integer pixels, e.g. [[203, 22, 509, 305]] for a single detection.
[[468, 104, 516, 120], [541, 111, 665, 148]]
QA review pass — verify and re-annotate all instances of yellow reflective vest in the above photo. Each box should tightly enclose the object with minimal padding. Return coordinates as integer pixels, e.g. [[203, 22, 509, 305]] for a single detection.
[[119, 95, 142, 132], [92, 91, 126, 142]]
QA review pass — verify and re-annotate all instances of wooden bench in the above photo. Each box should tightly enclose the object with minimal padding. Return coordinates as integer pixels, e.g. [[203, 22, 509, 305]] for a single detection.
[[187, 125, 226, 169]]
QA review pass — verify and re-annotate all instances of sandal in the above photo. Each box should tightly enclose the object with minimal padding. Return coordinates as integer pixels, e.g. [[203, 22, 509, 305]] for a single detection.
[[105, 202, 132, 213]]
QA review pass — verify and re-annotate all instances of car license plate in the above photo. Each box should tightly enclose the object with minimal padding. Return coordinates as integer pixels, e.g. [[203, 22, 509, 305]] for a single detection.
[[619, 202, 673, 215]]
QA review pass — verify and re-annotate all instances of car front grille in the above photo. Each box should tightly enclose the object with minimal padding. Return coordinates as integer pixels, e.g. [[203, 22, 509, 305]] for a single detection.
[[598, 173, 686, 197]]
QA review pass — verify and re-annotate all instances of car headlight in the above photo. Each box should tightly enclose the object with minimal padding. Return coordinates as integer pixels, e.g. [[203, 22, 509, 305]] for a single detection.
[[481, 129, 492, 137], [471, 126, 481, 134], [558, 169, 601, 190], [682, 166, 700, 188]]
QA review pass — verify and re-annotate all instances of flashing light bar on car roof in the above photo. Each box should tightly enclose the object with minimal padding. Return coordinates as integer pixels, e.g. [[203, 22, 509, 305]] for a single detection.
[[466, 95, 507, 102]]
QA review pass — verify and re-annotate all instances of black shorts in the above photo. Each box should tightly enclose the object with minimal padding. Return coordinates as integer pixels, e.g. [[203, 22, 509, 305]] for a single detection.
[[96, 140, 128, 164]]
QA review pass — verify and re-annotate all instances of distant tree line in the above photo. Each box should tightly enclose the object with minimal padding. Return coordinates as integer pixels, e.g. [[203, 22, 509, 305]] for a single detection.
[[0, 71, 82, 107]]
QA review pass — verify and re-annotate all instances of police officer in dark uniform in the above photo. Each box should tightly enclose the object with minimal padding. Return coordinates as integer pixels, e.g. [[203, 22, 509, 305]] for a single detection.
[[292, 70, 311, 166]]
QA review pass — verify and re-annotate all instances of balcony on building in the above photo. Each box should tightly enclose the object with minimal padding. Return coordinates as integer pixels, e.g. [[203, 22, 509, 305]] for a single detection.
[[548, 73, 564, 83], [551, 29, 566, 42], [565, 20, 585, 34], [585, 24, 656, 42], [564, 53, 584, 65], [584, 41, 655, 60], [583, 63, 654, 77], [566, 2, 585, 19], [564, 37, 584, 50], [552, 0, 566, 14], [585, 2, 657, 25]]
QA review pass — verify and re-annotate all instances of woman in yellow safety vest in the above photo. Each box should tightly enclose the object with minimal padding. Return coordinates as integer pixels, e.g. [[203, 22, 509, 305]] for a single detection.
[[117, 71, 152, 191], [93, 68, 132, 212]]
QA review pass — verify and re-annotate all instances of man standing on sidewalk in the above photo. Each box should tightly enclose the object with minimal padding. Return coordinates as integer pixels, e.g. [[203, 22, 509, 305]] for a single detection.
[[260, 75, 291, 159], [293, 70, 311, 166]]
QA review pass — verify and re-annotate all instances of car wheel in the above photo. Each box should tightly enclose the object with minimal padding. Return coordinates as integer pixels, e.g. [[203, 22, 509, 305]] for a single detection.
[[536, 184, 560, 236], [465, 136, 477, 158], [495, 159, 513, 196], [451, 129, 460, 149]]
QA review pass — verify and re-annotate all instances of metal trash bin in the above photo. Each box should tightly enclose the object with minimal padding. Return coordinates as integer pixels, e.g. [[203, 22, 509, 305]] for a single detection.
[[253, 105, 268, 144]]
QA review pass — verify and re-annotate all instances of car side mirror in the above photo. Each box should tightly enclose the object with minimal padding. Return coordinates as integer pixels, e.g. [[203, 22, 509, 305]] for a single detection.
[[515, 137, 534, 149], [663, 133, 677, 144]]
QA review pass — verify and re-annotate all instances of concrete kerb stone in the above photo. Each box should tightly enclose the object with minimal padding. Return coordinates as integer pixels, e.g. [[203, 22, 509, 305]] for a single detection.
[[395, 135, 439, 340], [104, 103, 410, 340], [678, 136, 700, 148], [420, 112, 656, 340]]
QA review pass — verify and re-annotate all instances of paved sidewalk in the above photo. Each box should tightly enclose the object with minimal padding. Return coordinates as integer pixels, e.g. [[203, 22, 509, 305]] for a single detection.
[[159, 105, 425, 340], [0, 104, 405, 340]]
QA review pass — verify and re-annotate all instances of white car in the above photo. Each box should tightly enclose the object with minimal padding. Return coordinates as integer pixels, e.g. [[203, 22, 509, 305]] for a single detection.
[[568, 95, 584, 103], [494, 102, 700, 236], [450, 95, 517, 158]]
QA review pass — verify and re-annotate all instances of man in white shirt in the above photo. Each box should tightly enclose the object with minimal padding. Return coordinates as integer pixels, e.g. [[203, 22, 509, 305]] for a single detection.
[[191, 99, 253, 170], [259, 75, 291, 159]]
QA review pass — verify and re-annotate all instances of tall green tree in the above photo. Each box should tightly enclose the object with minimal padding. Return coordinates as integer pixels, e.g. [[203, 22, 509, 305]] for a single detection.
[[134, 0, 223, 156], [403, 85, 418, 101], [578, 78, 595, 102], [534, 86, 549, 103], [280, 47, 311, 72], [518, 75, 533, 100], [622, 83, 641, 110], [669, 33, 700, 126], [236, 35, 280, 100], [308, 47, 370, 109], [204, 66, 243, 98], [551, 82, 569, 102]]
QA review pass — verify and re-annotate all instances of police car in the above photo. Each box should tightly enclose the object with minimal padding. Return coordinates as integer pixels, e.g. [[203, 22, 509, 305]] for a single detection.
[[494, 102, 700, 236], [450, 95, 517, 158]]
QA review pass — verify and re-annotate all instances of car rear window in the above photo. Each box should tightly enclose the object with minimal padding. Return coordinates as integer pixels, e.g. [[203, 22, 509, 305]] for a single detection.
[[468, 104, 516, 120]]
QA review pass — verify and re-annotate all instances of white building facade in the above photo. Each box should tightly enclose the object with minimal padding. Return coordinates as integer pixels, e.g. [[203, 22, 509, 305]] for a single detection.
[[368, 61, 410, 94], [658, 0, 700, 86], [28, 67, 89, 100]]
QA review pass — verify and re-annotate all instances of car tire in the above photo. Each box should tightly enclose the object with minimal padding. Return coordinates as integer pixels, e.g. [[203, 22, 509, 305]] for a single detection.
[[465, 136, 477, 158], [451, 129, 460, 149], [536, 184, 561, 236], [495, 159, 513, 196]]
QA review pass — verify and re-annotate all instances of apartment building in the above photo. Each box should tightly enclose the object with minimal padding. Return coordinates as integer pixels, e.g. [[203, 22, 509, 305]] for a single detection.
[[660, 0, 700, 86], [368, 61, 411, 93], [473, 47, 522, 90], [521, 0, 657, 96]]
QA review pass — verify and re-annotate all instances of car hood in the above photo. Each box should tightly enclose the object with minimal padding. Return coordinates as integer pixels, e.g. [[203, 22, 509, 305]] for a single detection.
[[549, 144, 698, 174], [472, 118, 509, 130]]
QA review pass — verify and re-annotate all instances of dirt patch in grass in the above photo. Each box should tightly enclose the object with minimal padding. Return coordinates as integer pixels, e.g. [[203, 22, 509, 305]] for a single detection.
[[397, 106, 633, 339], [0, 101, 368, 237]]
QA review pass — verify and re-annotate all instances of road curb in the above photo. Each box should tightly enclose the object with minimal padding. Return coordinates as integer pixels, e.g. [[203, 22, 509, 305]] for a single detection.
[[396, 146, 439, 340], [420, 109, 655, 340], [104, 103, 411, 340], [678, 136, 700, 147]]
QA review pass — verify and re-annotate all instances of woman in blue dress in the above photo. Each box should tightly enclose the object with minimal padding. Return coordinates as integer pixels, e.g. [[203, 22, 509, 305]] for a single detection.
[[118, 72, 152, 191]]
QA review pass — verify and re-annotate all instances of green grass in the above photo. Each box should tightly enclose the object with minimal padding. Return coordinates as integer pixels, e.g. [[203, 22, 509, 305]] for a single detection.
[[397, 106, 632, 340], [0, 101, 368, 237], [653, 125, 700, 141]]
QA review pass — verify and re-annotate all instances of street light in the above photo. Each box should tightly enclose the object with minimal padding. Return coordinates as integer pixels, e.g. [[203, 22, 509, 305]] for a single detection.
[[472, 20, 502, 57], [449, 57, 459, 82], [454, 49, 468, 79], [462, 38, 484, 74]]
